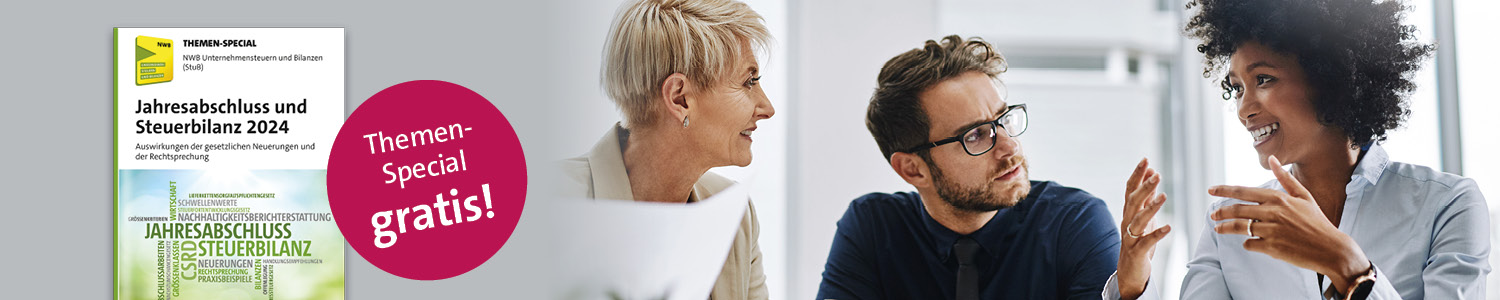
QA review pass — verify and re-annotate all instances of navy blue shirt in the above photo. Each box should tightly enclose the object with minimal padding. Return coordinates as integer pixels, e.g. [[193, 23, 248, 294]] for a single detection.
[[817, 181, 1120, 300]]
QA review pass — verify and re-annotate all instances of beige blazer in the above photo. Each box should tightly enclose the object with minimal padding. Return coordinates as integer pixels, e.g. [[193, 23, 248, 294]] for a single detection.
[[557, 124, 768, 300]]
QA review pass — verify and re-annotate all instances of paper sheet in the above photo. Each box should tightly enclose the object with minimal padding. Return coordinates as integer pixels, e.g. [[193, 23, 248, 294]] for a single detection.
[[546, 182, 751, 300]]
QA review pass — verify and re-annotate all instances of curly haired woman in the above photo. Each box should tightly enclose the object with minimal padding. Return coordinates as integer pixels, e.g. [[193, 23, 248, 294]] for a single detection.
[[1104, 0, 1489, 299]]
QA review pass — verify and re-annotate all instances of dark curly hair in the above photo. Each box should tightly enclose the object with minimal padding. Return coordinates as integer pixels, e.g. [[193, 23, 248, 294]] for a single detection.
[[1185, 0, 1433, 147]]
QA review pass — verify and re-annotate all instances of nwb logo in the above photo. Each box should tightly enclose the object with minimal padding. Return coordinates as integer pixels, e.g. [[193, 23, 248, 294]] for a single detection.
[[135, 35, 173, 85]]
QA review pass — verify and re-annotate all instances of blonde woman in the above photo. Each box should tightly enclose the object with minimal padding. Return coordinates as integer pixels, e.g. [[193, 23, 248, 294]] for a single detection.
[[558, 0, 774, 298]]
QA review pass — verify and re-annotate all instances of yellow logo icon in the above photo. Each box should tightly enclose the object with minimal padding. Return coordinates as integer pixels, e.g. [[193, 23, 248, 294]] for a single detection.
[[135, 36, 173, 85]]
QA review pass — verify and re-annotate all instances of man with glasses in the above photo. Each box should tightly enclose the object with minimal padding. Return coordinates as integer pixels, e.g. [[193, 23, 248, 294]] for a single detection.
[[817, 35, 1120, 300]]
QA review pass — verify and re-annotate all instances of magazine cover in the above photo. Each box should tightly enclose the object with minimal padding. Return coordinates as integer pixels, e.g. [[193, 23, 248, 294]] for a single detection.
[[114, 28, 346, 300]]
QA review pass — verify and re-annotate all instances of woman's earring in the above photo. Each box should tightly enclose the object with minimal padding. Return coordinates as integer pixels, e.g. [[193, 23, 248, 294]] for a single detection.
[[682, 116, 690, 128]]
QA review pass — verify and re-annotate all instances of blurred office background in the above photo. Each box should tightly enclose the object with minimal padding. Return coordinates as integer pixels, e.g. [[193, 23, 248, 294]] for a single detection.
[[542, 0, 1499, 298]]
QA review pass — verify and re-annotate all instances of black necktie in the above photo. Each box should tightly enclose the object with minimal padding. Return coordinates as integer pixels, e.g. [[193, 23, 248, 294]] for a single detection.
[[954, 238, 980, 300]]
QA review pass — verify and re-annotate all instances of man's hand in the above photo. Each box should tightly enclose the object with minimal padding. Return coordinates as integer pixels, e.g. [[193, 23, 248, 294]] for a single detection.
[[1118, 158, 1172, 300]]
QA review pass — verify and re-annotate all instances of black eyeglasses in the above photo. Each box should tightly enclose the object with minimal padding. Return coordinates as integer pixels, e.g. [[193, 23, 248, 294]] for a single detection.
[[904, 104, 1028, 156]]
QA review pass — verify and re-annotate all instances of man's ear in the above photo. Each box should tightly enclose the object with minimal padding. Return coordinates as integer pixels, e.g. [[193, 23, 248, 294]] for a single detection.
[[659, 73, 692, 124], [890, 152, 933, 188]]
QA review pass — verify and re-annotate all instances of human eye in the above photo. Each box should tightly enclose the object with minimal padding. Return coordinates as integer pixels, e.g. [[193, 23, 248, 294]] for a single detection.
[[1255, 74, 1275, 86], [963, 128, 981, 143]]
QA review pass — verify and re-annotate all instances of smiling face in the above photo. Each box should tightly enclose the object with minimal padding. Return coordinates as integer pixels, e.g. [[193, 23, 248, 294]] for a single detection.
[[687, 40, 776, 167], [1226, 41, 1348, 169], [918, 71, 1030, 211]]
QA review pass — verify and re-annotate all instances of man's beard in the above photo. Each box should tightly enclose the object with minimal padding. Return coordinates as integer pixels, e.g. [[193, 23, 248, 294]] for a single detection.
[[928, 155, 1030, 213]]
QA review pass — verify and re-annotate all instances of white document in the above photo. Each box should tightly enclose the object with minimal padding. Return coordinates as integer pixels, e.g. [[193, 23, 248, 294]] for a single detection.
[[547, 182, 751, 300], [114, 28, 345, 300]]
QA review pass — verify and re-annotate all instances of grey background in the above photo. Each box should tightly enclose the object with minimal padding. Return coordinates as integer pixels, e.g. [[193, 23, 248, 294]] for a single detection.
[[0, 0, 583, 298]]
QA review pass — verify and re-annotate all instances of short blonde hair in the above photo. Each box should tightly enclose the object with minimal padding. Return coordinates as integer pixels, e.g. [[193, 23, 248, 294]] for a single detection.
[[602, 0, 771, 128]]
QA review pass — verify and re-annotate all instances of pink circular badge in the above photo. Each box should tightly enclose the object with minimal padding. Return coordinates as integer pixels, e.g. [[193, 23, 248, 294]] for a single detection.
[[327, 80, 526, 280]]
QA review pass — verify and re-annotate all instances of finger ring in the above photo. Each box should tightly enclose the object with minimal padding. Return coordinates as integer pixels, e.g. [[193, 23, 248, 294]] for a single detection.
[[1126, 223, 1141, 239], [1247, 219, 1257, 239]]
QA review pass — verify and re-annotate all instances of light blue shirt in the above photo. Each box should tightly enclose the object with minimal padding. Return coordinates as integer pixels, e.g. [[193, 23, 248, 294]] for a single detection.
[[1105, 144, 1490, 299]]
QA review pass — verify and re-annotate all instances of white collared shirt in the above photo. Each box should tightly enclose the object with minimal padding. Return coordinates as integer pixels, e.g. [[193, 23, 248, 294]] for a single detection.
[[1105, 144, 1490, 299]]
